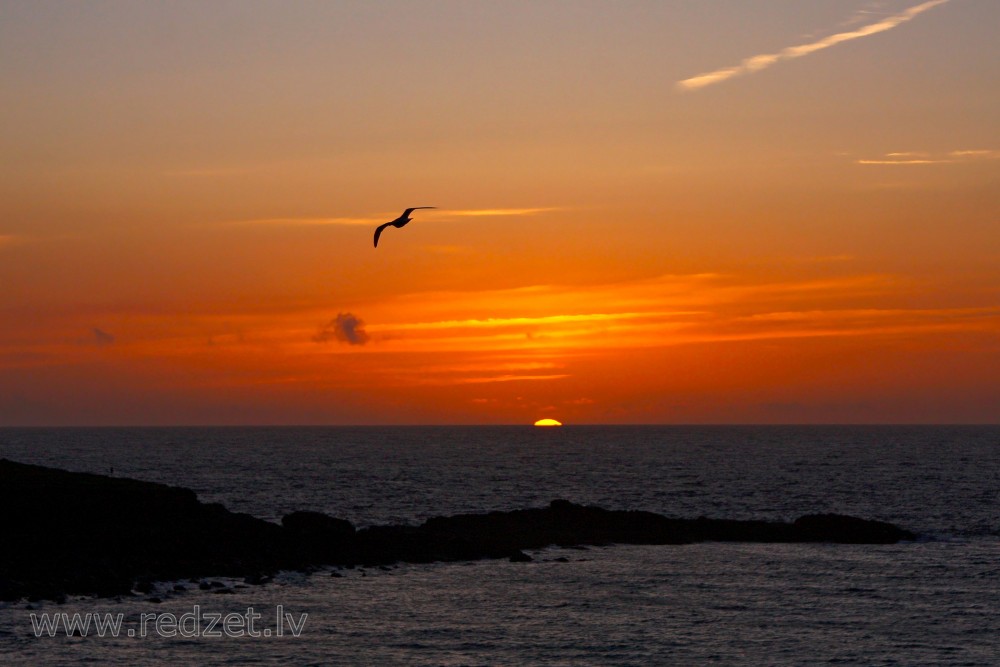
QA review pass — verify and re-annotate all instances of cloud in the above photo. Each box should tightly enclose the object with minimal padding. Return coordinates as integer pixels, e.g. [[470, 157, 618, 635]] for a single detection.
[[313, 313, 370, 345], [838, 4, 897, 29], [677, 0, 950, 91], [421, 373, 571, 385], [226, 216, 379, 227], [351, 272, 1000, 359], [856, 149, 1000, 165], [857, 159, 941, 165], [468, 374, 569, 384], [79, 328, 115, 347], [950, 149, 1000, 159], [225, 208, 560, 227], [445, 208, 562, 217], [376, 310, 686, 332]]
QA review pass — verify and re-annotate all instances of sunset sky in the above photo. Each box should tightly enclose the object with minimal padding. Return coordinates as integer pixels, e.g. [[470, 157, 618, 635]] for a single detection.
[[1, 0, 998, 425]]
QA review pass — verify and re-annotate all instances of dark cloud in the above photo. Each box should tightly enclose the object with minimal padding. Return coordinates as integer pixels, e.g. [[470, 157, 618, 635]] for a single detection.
[[314, 313, 370, 345], [93, 328, 115, 346], [79, 328, 115, 347]]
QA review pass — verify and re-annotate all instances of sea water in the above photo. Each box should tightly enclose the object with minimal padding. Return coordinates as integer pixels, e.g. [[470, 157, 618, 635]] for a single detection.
[[1, 426, 998, 665]]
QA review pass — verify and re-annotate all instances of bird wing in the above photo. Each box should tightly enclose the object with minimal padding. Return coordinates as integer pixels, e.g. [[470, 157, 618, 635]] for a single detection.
[[373, 221, 392, 248], [402, 206, 436, 217]]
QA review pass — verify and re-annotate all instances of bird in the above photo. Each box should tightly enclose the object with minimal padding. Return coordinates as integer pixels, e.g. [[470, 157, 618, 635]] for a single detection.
[[373, 207, 435, 248]]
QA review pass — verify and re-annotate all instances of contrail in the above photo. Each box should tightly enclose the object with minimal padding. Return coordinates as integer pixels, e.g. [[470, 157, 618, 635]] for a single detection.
[[677, 0, 950, 91]]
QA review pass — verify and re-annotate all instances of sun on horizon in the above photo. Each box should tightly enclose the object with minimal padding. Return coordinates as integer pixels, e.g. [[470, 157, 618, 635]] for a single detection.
[[533, 419, 563, 427]]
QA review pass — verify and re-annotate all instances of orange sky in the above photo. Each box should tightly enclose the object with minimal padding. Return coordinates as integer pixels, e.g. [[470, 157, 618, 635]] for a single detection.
[[1, 0, 998, 425]]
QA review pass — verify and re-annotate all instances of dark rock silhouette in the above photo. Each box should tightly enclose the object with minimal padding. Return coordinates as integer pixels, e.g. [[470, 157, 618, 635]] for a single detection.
[[0, 459, 916, 602], [0, 459, 304, 601], [281, 510, 356, 562], [791, 513, 913, 543]]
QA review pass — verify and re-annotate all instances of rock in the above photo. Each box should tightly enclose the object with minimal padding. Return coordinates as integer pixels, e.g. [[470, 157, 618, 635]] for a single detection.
[[0, 458, 919, 602], [792, 513, 916, 544], [281, 511, 356, 562], [282, 510, 355, 536], [0, 458, 301, 602]]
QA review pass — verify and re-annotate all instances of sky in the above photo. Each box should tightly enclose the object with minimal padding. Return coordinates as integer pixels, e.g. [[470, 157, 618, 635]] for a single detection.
[[1, 0, 998, 425]]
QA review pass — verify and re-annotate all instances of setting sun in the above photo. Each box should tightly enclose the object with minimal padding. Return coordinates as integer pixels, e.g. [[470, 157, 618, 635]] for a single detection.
[[534, 419, 563, 427]]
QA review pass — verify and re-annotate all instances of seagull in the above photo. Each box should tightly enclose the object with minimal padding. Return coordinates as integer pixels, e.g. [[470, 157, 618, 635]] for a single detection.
[[373, 207, 436, 248]]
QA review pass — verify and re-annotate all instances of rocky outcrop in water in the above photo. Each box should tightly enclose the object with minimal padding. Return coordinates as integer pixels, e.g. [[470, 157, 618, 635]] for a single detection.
[[0, 459, 916, 602], [0, 459, 305, 602]]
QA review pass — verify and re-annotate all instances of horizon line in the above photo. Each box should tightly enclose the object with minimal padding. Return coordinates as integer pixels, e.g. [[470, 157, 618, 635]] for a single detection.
[[1, 422, 996, 429]]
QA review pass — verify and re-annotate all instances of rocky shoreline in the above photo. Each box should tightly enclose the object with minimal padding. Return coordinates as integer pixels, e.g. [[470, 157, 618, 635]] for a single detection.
[[0, 458, 916, 602]]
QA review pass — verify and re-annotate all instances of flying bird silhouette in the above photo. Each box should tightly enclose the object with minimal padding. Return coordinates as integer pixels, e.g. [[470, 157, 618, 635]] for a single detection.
[[373, 207, 436, 248]]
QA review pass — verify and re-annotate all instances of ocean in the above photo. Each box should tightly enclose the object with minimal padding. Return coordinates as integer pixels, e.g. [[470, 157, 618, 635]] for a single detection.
[[1, 426, 998, 665]]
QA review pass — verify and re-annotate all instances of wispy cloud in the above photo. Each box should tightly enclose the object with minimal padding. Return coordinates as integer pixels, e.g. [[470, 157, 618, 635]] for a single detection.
[[346, 273, 897, 356], [225, 216, 379, 227], [949, 150, 1000, 159], [226, 208, 560, 228], [838, 4, 897, 29], [353, 353, 572, 387], [677, 0, 950, 91], [422, 373, 571, 385], [352, 272, 1000, 358], [370, 311, 688, 333], [445, 208, 563, 217], [22, 272, 998, 395], [856, 149, 1000, 165], [857, 159, 941, 165]]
